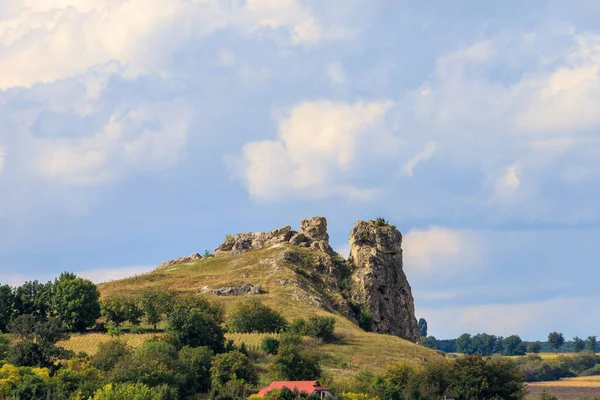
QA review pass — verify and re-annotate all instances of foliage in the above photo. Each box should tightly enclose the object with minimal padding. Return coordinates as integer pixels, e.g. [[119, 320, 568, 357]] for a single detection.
[[503, 335, 526, 356], [418, 318, 427, 337], [527, 341, 542, 354], [538, 390, 558, 400], [8, 315, 71, 368], [587, 336, 598, 353], [374, 218, 396, 230], [227, 299, 287, 334], [210, 350, 258, 388], [90, 383, 178, 400], [447, 355, 526, 399], [53, 358, 104, 399], [0, 364, 52, 399], [357, 309, 373, 332], [420, 336, 437, 349], [288, 315, 336, 342], [456, 333, 504, 356], [140, 289, 176, 330], [0, 284, 14, 332], [92, 339, 132, 371], [53, 272, 101, 332], [372, 361, 417, 400], [102, 298, 129, 328], [124, 297, 144, 326], [0, 333, 9, 361], [261, 337, 280, 355], [179, 346, 213, 393], [13, 280, 53, 319], [548, 332, 565, 353], [271, 334, 321, 381], [573, 336, 586, 353], [167, 298, 225, 352]]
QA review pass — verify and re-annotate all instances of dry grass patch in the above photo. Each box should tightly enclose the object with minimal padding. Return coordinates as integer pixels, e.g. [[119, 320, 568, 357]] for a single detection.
[[59, 333, 161, 356]]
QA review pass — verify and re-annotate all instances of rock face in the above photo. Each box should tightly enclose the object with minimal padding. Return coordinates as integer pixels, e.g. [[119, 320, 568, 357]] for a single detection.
[[214, 216, 335, 256], [156, 253, 202, 270], [211, 282, 263, 296], [348, 220, 420, 342]]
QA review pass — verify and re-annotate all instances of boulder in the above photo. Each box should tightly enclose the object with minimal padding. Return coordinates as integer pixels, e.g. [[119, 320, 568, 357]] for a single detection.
[[155, 253, 202, 270], [348, 220, 420, 342]]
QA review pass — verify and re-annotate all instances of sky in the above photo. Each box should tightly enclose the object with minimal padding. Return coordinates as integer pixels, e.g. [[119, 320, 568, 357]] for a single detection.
[[0, 0, 599, 341]]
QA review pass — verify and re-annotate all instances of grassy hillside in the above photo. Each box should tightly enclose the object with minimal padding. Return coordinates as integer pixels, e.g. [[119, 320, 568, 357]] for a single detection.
[[91, 244, 441, 375]]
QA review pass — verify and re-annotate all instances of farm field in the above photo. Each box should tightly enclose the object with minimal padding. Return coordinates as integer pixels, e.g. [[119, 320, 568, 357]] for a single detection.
[[527, 376, 600, 400]]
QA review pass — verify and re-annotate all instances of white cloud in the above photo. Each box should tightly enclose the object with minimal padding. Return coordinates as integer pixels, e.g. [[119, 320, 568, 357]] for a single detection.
[[494, 163, 520, 197], [233, 99, 396, 200], [34, 100, 192, 185], [403, 227, 476, 275], [402, 141, 437, 177], [419, 296, 600, 340], [0, 0, 349, 89]]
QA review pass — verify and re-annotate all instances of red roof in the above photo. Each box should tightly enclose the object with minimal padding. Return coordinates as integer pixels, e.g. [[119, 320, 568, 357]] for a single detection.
[[257, 381, 329, 396]]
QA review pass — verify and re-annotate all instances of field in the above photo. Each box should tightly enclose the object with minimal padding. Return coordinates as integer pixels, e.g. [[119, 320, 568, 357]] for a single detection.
[[527, 376, 600, 399]]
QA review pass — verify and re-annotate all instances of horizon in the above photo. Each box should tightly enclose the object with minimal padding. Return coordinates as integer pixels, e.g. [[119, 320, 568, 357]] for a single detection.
[[1, 0, 600, 342]]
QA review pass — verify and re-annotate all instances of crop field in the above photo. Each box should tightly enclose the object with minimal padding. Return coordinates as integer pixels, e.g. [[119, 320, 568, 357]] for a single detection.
[[527, 376, 600, 399]]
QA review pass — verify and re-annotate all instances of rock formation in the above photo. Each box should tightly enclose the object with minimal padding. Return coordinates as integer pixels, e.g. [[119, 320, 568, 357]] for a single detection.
[[214, 216, 335, 256], [156, 253, 202, 270], [348, 220, 420, 342]]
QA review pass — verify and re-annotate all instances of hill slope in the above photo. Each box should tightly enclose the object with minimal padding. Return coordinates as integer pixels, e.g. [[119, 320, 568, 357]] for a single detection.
[[97, 218, 441, 375]]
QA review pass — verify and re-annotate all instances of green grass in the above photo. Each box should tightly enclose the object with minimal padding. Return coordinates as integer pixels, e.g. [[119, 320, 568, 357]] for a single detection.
[[93, 245, 441, 374]]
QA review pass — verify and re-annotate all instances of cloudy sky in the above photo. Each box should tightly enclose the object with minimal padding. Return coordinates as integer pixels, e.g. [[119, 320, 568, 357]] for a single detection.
[[1, 0, 600, 340]]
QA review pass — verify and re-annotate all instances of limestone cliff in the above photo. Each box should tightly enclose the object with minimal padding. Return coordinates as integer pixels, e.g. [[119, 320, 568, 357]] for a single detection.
[[348, 220, 420, 342]]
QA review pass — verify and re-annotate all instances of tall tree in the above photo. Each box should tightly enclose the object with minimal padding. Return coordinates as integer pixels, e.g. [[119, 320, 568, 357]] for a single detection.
[[527, 341, 542, 354], [13, 280, 53, 318], [503, 335, 526, 356], [418, 318, 428, 337], [8, 315, 70, 368], [140, 289, 175, 330], [586, 336, 598, 353], [456, 333, 473, 354], [0, 284, 14, 331], [167, 297, 225, 352], [572, 336, 585, 353], [101, 298, 128, 328], [53, 272, 101, 332], [548, 332, 565, 353]]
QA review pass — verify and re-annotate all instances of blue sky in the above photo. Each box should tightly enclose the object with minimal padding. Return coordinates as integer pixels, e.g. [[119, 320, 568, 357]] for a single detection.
[[1, 0, 600, 340]]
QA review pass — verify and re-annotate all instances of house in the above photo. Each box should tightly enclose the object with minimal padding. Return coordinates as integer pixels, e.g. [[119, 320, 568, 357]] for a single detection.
[[257, 381, 333, 399]]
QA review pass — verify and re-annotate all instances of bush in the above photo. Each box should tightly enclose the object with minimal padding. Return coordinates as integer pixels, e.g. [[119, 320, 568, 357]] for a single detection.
[[357, 310, 373, 332], [179, 346, 213, 393], [271, 336, 321, 381], [92, 340, 132, 372], [261, 337, 280, 355], [227, 299, 287, 334], [210, 350, 258, 388], [90, 383, 178, 400], [288, 316, 336, 342], [167, 298, 225, 352]]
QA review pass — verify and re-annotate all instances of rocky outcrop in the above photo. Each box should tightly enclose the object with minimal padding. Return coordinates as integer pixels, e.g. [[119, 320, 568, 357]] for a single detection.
[[156, 253, 202, 270], [211, 282, 263, 296], [348, 220, 420, 342], [214, 217, 335, 256]]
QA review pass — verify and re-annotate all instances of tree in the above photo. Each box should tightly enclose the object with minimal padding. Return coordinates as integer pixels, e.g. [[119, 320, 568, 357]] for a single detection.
[[421, 336, 437, 349], [456, 333, 473, 354], [102, 298, 128, 328], [179, 346, 213, 393], [548, 332, 565, 353], [140, 289, 175, 330], [261, 337, 280, 355], [210, 350, 258, 388], [0, 284, 14, 332], [447, 355, 525, 399], [8, 315, 70, 368], [271, 334, 321, 381], [572, 336, 585, 353], [586, 336, 598, 353], [372, 362, 416, 400], [418, 318, 428, 337], [167, 298, 225, 352], [288, 316, 336, 342], [0, 333, 10, 360], [527, 341, 542, 354], [13, 280, 53, 319], [90, 383, 178, 400], [227, 299, 287, 333], [53, 272, 101, 332], [503, 335, 526, 356], [92, 339, 132, 371], [124, 298, 144, 326]]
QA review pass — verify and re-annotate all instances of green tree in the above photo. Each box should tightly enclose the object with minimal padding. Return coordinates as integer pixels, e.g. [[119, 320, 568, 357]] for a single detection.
[[548, 332, 565, 353], [586, 336, 598, 353], [271, 334, 321, 381], [53, 272, 101, 332], [503, 335, 526, 356], [167, 298, 225, 352], [261, 337, 280, 355], [456, 333, 473, 354], [447, 355, 525, 399], [527, 341, 542, 354], [421, 336, 438, 349], [13, 280, 53, 319], [8, 315, 70, 368], [140, 289, 176, 330], [418, 318, 428, 337], [90, 383, 178, 400], [179, 346, 213, 393], [372, 362, 416, 400], [227, 299, 287, 333], [124, 298, 144, 326], [0, 333, 10, 360], [102, 298, 128, 328], [92, 339, 132, 371], [0, 284, 14, 332], [572, 336, 585, 353], [210, 350, 258, 388]]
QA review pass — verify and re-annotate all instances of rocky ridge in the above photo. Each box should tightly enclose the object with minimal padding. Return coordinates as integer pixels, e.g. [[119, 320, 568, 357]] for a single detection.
[[154, 216, 420, 342]]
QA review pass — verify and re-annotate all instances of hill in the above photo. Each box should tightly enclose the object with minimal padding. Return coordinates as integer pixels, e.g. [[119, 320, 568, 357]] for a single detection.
[[94, 217, 441, 376]]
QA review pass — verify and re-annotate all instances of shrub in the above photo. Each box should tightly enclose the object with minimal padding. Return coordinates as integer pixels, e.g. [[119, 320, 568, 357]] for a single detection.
[[271, 335, 321, 381], [357, 310, 373, 332], [261, 337, 280, 355], [90, 383, 178, 400], [210, 350, 258, 388], [288, 316, 336, 342], [227, 299, 287, 334], [167, 298, 225, 352], [179, 346, 213, 393], [92, 340, 132, 372]]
